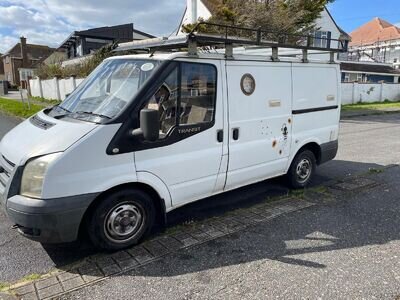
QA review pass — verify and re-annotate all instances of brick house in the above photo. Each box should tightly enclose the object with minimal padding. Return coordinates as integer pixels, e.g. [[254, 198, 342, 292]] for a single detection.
[[2, 37, 55, 86]]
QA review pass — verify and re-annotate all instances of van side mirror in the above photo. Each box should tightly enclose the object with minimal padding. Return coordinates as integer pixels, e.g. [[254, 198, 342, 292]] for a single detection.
[[140, 109, 159, 142]]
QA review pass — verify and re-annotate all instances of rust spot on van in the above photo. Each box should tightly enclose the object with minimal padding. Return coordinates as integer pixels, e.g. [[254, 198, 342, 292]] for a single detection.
[[288, 118, 292, 124], [272, 140, 277, 148]]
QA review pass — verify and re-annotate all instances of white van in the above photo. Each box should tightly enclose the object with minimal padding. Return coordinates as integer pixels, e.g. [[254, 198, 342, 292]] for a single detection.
[[0, 29, 343, 250]]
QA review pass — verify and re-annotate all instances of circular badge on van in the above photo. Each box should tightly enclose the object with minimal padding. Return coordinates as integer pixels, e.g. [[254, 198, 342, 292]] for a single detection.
[[141, 63, 155, 72], [241, 73, 255, 96]]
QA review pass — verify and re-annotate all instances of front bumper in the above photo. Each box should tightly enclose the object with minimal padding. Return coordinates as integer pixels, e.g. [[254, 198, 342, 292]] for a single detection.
[[6, 193, 98, 243]]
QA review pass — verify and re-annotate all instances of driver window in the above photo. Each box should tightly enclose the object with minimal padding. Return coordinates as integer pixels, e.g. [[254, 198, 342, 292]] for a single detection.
[[144, 67, 178, 138]]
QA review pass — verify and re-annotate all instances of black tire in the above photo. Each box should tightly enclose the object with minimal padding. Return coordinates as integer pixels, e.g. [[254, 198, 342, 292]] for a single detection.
[[287, 149, 316, 189], [88, 188, 155, 251]]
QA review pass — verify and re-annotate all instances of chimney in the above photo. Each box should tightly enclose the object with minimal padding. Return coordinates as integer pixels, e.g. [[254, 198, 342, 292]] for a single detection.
[[190, 0, 198, 23], [20, 36, 28, 68]]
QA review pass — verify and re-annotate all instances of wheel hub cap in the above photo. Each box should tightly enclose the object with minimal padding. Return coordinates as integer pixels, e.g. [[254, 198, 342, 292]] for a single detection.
[[296, 158, 311, 182], [105, 203, 143, 242]]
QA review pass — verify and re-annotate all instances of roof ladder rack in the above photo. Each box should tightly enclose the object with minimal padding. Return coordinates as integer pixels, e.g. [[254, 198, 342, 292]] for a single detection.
[[115, 22, 349, 62]]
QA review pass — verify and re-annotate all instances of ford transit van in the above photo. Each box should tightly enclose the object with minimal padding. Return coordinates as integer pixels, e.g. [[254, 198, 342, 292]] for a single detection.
[[0, 27, 343, 250]]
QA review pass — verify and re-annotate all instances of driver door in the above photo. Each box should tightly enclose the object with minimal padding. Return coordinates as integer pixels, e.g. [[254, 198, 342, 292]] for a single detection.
[[135, 60, 225, 208]]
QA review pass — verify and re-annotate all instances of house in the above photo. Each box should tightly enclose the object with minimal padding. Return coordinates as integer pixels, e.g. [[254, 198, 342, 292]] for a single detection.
[[346, 18, 400, 68], [2, 37, 55, 86], [178, 0, 351, 48], [58, 23, 154, 66], [43, 50, 68, 65], [0, 53, 4, 80], [341, 61, 400, 83]]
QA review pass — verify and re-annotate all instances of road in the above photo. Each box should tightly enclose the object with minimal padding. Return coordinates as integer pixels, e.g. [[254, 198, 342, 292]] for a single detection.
[[0, 112, 399, 287]]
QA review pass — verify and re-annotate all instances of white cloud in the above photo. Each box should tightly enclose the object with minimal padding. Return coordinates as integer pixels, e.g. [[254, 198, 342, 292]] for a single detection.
[[0, 0, 186, 53]]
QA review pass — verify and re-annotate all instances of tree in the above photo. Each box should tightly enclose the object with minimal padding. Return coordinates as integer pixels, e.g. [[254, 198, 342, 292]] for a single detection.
[[182, 0, 335, 37]]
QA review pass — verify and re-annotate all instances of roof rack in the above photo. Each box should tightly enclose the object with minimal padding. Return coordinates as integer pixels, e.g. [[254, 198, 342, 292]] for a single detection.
[[116, 22, 349, 63]]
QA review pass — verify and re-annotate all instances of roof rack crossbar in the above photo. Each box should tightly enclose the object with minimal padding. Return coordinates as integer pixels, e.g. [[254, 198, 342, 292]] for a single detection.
[[115, 22, 349, 55]]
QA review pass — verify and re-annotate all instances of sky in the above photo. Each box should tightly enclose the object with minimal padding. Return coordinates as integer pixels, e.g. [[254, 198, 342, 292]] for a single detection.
[[327, 0, 400, 32], [0, 0, 399, 53]]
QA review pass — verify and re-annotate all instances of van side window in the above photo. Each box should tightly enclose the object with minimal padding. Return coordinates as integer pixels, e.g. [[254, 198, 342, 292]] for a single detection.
[[179, 63, 217, 125], [143, 62, 217, 140]]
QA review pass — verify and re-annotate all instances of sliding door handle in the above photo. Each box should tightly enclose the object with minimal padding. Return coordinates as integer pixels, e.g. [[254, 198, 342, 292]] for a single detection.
[[232, 128, 240, 141], [217, 130, 223, 143]]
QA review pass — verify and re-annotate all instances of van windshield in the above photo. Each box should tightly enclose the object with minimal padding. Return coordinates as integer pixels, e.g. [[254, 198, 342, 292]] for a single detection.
[[56, 59, 160, 122]]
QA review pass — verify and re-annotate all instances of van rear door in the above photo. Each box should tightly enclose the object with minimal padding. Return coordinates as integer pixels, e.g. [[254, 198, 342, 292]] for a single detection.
[[224, 61, 293, 190]]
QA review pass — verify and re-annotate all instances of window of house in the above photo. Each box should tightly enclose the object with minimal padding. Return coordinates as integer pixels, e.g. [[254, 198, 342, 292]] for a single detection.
[[144, 62, 217, 139], [5, 56, 10, 64], [313, 31, 330, 48]]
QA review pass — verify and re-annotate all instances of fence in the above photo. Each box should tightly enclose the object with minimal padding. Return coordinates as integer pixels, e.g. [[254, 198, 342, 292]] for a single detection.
[[341, 82, 400, 105], [29, 77, 85, 101], [30, 77, 400, 105]]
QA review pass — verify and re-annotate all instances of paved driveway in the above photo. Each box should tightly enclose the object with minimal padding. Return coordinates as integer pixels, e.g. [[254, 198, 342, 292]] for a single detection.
[[0, 112, 399, 295]]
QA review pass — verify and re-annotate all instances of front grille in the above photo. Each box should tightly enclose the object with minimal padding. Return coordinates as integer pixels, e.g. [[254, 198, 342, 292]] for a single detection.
[[0, 154, 15, 195]]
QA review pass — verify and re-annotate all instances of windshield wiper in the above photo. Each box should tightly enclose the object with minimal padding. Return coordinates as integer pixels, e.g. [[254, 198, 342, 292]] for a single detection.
[[52, 105, 72, 119], [56, 105, 72, 113], [75, 111, 112, 120]]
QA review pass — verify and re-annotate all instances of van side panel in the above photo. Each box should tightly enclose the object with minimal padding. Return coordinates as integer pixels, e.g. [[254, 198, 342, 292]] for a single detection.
[[289, 64, 341, 169], [225, 62, 292, 190]]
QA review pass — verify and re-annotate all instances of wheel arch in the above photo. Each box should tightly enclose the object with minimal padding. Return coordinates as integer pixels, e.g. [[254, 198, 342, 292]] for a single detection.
[[78, 182, 167, 239], [288, 141, 322, 172]]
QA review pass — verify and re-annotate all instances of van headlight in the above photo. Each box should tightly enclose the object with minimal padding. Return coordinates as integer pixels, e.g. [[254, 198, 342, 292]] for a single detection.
[[21, 153, 62, 199]]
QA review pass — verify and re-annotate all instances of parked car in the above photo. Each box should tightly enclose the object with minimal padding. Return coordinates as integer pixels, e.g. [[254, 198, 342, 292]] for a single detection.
[[0, 34, 341, 250]]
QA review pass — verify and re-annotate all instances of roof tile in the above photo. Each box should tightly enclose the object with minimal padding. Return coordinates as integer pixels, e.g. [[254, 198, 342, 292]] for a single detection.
[[350, 17, 400, 46]]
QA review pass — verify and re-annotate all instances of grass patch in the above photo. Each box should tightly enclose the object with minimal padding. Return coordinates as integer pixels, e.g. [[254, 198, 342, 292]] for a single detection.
[[30, 96, 61, 105], [0, 97, 46, 118], [21, 274, 42, 282], [342, 100, 400, 111], [368, 167, 384, 174], [290, 189, 306, 198], [0, 282, 10, 292]]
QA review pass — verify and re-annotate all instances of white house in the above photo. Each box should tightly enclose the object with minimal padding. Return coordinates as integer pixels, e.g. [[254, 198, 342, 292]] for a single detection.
[[178, 0, 351, 48]]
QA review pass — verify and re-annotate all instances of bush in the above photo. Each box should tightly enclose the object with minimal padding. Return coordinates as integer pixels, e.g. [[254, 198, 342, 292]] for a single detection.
[[36, 42, 118, 80]]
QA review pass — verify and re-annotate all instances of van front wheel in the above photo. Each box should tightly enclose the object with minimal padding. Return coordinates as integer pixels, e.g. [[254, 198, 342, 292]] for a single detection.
[[287, 150, 316, 189], [88, 189, 155, 251]]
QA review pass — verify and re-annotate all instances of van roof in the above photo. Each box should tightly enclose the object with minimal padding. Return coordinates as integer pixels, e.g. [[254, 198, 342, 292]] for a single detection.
[[108, 51, 340, 65]]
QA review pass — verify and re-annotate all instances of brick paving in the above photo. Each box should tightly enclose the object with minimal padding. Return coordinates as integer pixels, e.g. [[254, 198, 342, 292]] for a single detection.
[[7, 172, 381, 300]]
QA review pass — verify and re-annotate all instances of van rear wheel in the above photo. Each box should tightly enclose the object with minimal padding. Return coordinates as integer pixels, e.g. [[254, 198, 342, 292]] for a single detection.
[[88, 189, 155, 251], [287, 150, 316, 189]]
